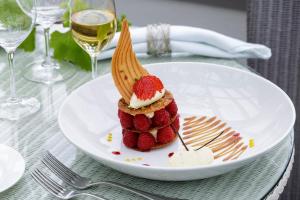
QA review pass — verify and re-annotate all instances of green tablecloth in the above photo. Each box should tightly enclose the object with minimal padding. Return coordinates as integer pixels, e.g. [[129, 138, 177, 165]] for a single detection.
[[0, 50, 294, 200]]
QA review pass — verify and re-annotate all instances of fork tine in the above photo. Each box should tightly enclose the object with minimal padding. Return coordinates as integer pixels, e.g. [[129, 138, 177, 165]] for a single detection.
[[34, 169, 65, 192], [32, 173, 59, 196], [44, 151, 79, 178], [37, 169, 64, 190], [45, 151, 79, 177], [31, 170, 61, 196], [42, 155, 75, 184]]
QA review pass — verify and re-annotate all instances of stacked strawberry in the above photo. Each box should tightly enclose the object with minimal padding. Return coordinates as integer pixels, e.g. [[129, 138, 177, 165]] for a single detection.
[[132, 75, 164, 101], [117, 75, 180, 151], [119, 100, 179, 151]]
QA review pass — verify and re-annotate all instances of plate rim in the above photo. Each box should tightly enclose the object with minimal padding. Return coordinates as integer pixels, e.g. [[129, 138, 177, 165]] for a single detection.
[[58, 62, 296, 171], [0, 144, 25, 193]]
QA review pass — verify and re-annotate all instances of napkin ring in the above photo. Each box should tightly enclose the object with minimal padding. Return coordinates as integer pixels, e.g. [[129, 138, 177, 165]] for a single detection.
[[147, 24, 171, 56]]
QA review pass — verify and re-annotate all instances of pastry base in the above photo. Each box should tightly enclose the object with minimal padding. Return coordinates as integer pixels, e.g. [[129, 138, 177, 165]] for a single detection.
[[118, 90, 173, 115]]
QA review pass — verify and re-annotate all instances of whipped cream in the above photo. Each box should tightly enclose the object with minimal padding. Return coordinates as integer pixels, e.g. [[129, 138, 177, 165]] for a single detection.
[[129, 89, 165, 109], [169, 147, 214, 167], [145, 112, 154, 118], [149, 129, 158, 140]]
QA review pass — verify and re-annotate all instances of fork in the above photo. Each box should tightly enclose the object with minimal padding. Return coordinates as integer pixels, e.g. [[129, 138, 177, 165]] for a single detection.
[[31, 168, 108, 200], [42, 151, 186, 200]]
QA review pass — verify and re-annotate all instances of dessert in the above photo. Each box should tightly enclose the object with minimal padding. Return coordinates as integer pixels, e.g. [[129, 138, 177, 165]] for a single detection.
[[112, 20, 179, 151]]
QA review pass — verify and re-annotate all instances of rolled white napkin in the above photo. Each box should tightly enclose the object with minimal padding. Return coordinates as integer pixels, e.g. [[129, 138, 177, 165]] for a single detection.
[[99, 25, 271, 60]]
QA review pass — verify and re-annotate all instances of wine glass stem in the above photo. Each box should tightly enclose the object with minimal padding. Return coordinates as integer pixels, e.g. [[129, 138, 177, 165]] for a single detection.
[[8, 51, 18, 102], [43, 27, 52, 67], [91, 55, 98, 79]]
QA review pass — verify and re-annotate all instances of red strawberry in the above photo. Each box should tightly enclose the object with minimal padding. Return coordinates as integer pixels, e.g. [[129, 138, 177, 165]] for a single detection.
[[118, 109, 134, 129], [166, 99, 178, 117], [123, 130, 138, 148], [137, 132, 155, 151], [171, 116, 180, 133], [133, 75, 164, 100], [157, 126, 175, 144], [153, 109, 170, 127], [133, 114, 151, 131]]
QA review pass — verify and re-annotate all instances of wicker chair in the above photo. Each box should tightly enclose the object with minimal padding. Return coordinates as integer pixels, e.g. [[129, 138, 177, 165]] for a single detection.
[[247, 0, 300, 199]]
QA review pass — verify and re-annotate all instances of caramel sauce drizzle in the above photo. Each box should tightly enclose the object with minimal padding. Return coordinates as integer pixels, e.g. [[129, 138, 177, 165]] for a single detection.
[[183, 116, 248, 161]]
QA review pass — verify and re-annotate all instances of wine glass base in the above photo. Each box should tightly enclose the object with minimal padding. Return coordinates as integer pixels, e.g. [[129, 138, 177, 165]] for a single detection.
[[23, 59, 77, 84], [0, 97, 40, 121]]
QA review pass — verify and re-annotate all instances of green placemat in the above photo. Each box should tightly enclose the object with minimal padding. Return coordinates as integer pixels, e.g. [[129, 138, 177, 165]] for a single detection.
[[0, 51, 293, 200]]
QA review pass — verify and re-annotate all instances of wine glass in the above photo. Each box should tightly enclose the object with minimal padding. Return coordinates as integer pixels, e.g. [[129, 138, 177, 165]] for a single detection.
[[70, 0, 117, 79], [23, 0, 76, 84], [0, 0, 40, 120]]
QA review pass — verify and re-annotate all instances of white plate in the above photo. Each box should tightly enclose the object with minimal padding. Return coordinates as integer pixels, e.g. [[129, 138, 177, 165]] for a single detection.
[[0, 145, 25, 192], [58, 62, 295, 181]]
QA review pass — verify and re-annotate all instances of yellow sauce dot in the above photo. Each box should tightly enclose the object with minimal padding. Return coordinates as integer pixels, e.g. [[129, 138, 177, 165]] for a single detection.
[[106, 133, 113, 142], [249, 138, 255, 148], [125, 158, 130, 162], [137, 157, 143, 161]]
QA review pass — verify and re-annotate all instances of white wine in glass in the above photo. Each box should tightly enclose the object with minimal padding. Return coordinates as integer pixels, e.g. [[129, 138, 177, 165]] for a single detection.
[[70, 0, 116, 79], [0, 0, 40, 120]]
